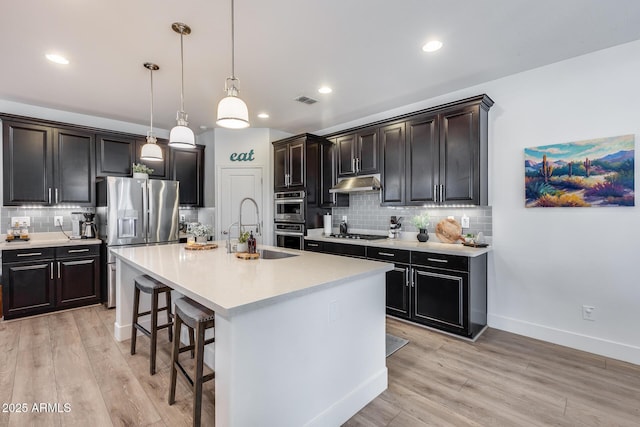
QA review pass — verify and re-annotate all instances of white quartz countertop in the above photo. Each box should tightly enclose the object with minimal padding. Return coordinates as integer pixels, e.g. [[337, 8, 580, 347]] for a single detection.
[[305, 234, 491, 257], [110, 242, 393, 317], [0, 232, 101, 250]]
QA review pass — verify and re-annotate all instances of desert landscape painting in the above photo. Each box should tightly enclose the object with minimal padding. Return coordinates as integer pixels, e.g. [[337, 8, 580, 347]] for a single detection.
[[524, 134, 635, 207]]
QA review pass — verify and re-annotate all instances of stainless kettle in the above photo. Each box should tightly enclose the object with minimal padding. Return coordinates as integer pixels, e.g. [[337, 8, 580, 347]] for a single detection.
[[339, 220, 348, 235]]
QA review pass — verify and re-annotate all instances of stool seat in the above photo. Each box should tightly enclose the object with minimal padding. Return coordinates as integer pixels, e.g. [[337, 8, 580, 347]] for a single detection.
[[174, 298, 215, 328], [135, 274, 171, 293]]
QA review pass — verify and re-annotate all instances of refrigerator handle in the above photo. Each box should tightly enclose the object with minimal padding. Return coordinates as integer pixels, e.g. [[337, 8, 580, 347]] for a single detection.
[[142, 181, 149, 240]]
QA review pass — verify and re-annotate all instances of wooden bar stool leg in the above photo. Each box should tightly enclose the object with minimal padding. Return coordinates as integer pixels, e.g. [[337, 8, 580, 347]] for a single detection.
[[166, 290, 173, 342], [168, 313, 182, 405], [149, 289, 159, 375], [130, 286, 141, 355], [189, 327, 195, 359], [193, 322, 206, 427]]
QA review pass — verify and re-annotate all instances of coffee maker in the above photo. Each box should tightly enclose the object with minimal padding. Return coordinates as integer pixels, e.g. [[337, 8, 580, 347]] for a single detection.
[[70, 212, 84, 239], [82, 213, 97, 239]]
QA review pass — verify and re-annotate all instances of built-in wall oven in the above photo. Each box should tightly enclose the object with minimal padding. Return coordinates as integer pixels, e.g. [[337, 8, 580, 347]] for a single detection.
[[274, 222, 305, 250], [274, 191, 305, 223]]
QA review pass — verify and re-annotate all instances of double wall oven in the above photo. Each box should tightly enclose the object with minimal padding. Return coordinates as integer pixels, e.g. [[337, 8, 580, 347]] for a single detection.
[[274, 191, 305, 250]]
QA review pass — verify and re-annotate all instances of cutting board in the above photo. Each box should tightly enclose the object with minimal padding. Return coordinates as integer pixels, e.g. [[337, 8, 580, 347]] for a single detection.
[[185, 242, 218, 250], [435, 218, 463, 244], [236, 252, 260, 260]]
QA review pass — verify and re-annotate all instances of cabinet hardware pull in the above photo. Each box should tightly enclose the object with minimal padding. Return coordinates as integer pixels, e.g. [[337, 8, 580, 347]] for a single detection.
[[50, 262, 54, 280], [48, 188, 52, 204], [307, 243, 319, 247], [411, 270, 416, 287], [433, 185, 438, 203], [68, 249, 89, 253], [439, 184, 444, 203], [427, 258, 448, 263], [17, 252, 42, 257], [352, 158, 356, 173], [357, 158, 361, 173], [57, 261, 61, 279], [378, 252, 395, 257], [55, 188, 59, 204]]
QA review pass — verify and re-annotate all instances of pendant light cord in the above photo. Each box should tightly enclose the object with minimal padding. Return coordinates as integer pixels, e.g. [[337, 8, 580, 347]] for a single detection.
[[180, 31, 185, 112], [149, 67, 154, 135], [231, 0, 235, 79]]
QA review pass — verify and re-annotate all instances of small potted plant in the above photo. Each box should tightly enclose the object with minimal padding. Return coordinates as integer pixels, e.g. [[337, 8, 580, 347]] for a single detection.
[[132, 163, 154, 179], [237, 230, 250, 253], [411, 212, 430, 242], [187, 223, 212, 244]]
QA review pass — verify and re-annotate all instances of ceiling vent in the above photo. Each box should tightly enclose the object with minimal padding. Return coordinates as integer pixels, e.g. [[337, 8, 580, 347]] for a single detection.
[[294, 95, 318, 105]]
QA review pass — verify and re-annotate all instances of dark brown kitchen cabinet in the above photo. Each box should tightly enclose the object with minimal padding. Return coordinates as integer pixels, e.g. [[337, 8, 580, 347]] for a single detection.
[[366, 246, 412, 319], [55, 245, 100, 309], [2, 245, 101, 320], [405, 114, 439, 205], [319, 139, 348, 208], [336, 127, 379, 177], [96, 133, 135, 177], [273, 136, 305, 191], [380, 122, 406, 205], [2, 120, 94, 206], [2, 248, 55, 320], [171, 145, 204, 206], [134, 138, 171, 179]]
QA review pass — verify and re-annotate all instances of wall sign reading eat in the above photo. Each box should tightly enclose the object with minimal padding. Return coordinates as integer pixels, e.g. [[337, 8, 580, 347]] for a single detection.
[[230, 149, 255, 162]]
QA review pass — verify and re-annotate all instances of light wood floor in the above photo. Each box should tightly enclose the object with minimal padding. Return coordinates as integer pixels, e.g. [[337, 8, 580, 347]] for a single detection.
[[1, 306, 638, 427]]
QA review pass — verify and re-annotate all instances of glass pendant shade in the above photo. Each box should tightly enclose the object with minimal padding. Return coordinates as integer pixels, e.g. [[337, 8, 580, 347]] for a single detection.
[[169, 125, 196, 147], [216, 82, 249, 129], [140, 136, 163, 162]]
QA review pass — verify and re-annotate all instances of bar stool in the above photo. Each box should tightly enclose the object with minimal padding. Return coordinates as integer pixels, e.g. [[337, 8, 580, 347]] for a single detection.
[[130, 275, 174, 375], [168, 297, 215, 427]]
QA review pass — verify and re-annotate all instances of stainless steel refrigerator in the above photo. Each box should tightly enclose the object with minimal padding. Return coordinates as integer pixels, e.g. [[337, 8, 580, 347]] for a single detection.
[[96, 176, 180, 308]]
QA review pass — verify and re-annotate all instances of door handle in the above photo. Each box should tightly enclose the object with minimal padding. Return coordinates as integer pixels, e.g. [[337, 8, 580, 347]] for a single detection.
[[439, 185, 444, 203], [377, 252, 395, 257], [356, 158, 360, 173], [17, 252, 42, 257], [50, 262, 54, 280], [55, 188, 59, 204], [68, 249, 89, 253], [433, 185, 438, 203], [427, 258, 448, 263], [57, 261, 61, 279], [307, 243, 319, 247], [48, 188, 52, 204], [352, 158, 355, 173]]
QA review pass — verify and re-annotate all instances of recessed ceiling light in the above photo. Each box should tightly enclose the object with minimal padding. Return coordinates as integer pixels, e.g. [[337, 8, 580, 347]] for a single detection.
[[318, 86, 332, 94], [422, 40, 443, 53], [45, 53, 69, 65], [257, 113, 269, 119]]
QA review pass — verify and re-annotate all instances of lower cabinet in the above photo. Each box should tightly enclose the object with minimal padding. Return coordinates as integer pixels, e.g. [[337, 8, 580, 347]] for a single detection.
[[305, 239, 487, 339], [2, 245, 100, 320]]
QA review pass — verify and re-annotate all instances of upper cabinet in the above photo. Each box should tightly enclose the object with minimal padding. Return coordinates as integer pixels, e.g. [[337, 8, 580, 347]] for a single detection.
[[171, 145, 204, 207], [3, 120, 94, 206], [377, 95, 493, 206], [336, 126, 379, 177], [273, 136, 305, 191], [95, 133, 135, 177]]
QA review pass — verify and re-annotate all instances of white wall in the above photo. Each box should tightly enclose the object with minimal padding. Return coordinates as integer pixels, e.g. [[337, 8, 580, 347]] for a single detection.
[[317, 40, 640, 365]]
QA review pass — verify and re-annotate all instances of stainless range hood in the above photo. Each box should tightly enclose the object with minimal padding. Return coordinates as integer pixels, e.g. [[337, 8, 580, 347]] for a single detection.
[[329, 174, 381, 193]]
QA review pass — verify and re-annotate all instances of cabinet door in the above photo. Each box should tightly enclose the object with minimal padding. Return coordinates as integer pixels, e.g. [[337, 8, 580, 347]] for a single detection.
[[380, 123, 405, 205], [273, 143, 288, 191], [406, 114, 439, 205], [305, 141, 319, 206], [134, 138, 171, 179], [412, 266, 469, 335], [2, 261, 55, 320], [385, 264, 411, 319], [53, 128, 95, 205], [3, 121, 53, 205], [56, 256, 100, 308], [356, 127, 379, 175], [96, 134, 135, 177], [336, 134, 356, 177], [171, 145, 204, 207], [439, 105, 480, 204], [288, 139, 305, 188]]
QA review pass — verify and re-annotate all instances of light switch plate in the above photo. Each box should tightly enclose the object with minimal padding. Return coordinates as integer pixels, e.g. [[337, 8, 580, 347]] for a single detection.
[[461, 215, 470, 228]]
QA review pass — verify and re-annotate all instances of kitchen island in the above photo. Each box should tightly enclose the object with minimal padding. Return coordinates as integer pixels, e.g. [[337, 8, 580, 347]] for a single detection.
[[110, 242, 393, 427]]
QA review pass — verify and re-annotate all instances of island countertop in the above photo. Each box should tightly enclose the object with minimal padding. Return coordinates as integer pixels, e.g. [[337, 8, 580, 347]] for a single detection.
[[110, 242, 393, 317]]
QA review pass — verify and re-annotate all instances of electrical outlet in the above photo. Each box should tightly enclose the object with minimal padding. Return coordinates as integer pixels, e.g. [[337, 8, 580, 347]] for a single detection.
[[180, 214, 186, 222], [582, 305, 596, 321], [461, 215, 470, 228], [54, 216, 64, 227], [342, 215, 348, 222], [11, 216, 30, 227]]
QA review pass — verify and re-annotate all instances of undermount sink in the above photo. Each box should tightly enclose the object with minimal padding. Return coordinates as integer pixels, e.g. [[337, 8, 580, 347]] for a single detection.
[[259, 249, 298, 260]]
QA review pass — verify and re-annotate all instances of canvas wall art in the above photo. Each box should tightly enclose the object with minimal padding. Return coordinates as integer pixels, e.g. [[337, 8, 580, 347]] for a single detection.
[[524, 134, 635, 207]]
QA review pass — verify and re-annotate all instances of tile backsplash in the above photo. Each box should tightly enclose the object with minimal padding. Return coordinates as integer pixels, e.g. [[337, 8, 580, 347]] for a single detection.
[[331, 192, 492, 236], [1, 206, 95, 233]]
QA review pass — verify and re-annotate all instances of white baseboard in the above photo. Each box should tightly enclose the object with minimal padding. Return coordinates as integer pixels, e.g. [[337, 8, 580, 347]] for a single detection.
[[488, 314, 640, 365]]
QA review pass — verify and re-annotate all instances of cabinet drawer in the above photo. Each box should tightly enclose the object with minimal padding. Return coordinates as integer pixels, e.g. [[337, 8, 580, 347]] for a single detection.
[[411, 252, 468, 271], [366, 247, 410, 264], [324, 242, 366, 258], [3, 247, 55, 263], [55, 245, 100, 259], [304, 240, 324, 252]]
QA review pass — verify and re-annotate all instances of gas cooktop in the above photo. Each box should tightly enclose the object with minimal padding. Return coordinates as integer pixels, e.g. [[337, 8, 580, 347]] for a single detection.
[[329, 233, 387, 241]]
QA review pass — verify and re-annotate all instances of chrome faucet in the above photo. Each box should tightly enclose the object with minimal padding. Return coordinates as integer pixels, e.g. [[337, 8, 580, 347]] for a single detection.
[[239, 197, 261, 236], [226, 221, 239, 253]]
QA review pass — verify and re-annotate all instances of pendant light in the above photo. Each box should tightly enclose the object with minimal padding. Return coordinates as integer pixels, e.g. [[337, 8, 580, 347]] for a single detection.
[[140, 62, 163, 162], [216, 0, 250, 129], [169, 22, 196, 148]]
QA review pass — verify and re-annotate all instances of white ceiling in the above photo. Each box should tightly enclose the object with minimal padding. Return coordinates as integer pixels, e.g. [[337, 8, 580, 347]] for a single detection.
[[3, 0, 640, 135]]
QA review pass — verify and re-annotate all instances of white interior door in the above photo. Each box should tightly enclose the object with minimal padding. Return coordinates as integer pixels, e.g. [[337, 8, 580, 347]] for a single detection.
[[218, 167, 263, 242]]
